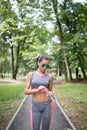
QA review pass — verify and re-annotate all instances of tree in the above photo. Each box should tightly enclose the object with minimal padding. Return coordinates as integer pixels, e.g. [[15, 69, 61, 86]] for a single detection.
[[50, 0, 87, 81], [0, 0, 52, 79], [0, 0, 87, 81]]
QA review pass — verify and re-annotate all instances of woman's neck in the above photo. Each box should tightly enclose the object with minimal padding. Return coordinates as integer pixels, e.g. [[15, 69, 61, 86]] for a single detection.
[[36, 69, 45, 75]]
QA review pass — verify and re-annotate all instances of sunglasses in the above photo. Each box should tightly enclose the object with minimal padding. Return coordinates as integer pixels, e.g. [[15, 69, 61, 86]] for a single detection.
[[41, 64, 50, 68]]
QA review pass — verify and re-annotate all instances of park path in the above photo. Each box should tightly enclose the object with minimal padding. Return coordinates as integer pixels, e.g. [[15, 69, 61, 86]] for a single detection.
[[5, 96, 76, 130]]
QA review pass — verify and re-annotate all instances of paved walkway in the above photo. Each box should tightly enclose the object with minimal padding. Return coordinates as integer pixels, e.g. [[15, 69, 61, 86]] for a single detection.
[[6, 95, 76, 130]]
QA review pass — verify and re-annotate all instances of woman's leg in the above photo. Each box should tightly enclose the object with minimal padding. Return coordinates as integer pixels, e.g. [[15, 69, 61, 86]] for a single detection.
[[30, 103, 41, 130], [41, 102, 54, 130]]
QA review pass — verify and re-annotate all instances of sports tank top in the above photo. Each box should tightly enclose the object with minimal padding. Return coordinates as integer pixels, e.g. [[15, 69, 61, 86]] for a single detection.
[[31, 71, 49, 89]]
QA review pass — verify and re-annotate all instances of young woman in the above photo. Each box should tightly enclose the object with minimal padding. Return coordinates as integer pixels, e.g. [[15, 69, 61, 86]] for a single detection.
[[24, 55, 54, 130]]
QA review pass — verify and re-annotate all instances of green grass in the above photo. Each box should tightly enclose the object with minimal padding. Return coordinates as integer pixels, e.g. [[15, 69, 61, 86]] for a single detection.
[[0, 82, 25, 130], [54, 83, 87, 102], [0, 83, 25, 101], [53, 83, 87, 130]]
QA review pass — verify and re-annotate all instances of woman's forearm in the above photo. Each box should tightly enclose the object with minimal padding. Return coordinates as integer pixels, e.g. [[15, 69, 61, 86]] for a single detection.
[[24, 88, 38, 95]]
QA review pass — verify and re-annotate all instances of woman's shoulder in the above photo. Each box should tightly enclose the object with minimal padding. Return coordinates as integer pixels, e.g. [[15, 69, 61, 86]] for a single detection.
[[27, 72, 32, 76], [48, 74, 53, 80], [26, 72, 34, 79]]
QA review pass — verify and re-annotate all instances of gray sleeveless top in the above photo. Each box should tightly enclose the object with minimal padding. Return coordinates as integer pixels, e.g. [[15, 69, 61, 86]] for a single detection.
[[31, 71, 49, 89]]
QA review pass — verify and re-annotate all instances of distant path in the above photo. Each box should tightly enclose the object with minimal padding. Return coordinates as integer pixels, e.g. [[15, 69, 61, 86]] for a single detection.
[[0, 78, 65, 84], [0, 79, 24, 83], [53, 78, 65, 84]]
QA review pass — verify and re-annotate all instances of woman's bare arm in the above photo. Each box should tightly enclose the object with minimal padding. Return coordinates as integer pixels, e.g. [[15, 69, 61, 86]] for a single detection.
[[47, 75, 54, 96], [49, 75, 53, 91], [24, 72, 39, 95]]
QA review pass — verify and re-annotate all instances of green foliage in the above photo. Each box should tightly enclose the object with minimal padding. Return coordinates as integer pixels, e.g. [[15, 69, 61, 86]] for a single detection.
[[0, 0, 87, 80], [62, 32, 87, 70], [0, 0, 52, 78], [50, 0, 87, 80]]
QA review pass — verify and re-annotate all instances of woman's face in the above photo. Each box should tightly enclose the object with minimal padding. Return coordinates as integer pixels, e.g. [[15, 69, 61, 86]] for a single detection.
[[38, 60, 49, 73]]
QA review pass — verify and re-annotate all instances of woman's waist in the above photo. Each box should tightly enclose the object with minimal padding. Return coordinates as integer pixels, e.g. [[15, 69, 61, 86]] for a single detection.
[[31, 86, 48, 89], [32, 99, 51, 105], [32, 92, 50, 102]]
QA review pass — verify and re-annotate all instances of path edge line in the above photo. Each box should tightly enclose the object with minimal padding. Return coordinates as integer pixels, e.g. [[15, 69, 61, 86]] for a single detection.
[[54, 97, 76, 130], [5, 95, 28, 130]]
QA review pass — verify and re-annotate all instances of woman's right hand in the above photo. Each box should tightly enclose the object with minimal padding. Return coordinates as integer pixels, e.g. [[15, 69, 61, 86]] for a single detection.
[[30, 86, 46, 94], [38, 86, 48, 93], [38, 86, 45, 91]]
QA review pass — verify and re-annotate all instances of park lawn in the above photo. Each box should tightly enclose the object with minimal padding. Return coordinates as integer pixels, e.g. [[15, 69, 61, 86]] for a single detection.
[[53, 82, 87, 130], [0, 83, 25, 130]]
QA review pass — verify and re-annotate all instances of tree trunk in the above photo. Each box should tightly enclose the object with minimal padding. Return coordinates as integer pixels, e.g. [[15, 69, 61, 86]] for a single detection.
[[80, 67, 87, 81], [10, 45, 15, 79], [59, 67, 62, 76], [52, 0, 71, 81], [13, 42, 20, 80], [64, 55, 73, 81], [0, 68, 4, 78], [63, 61, 68, 81], [69, 68, 73, 81], [76, 68, 79, 80], [77, 55, 87, 81]]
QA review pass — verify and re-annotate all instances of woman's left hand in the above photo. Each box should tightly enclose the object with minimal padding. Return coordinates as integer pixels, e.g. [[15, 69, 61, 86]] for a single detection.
[[47, 91, 53, 97]]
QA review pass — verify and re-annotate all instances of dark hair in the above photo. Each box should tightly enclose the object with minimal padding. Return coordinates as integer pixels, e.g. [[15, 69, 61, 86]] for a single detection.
[[36, 55, 49, 68]]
